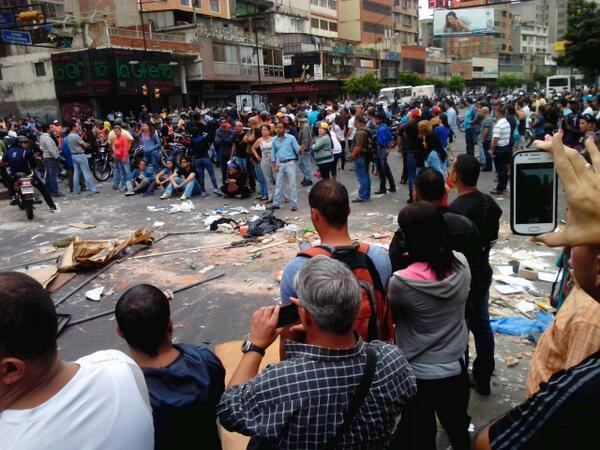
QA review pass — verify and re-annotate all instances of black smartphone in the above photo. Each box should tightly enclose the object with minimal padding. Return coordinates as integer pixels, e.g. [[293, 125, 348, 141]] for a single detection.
[[277, 303, 300, 327]]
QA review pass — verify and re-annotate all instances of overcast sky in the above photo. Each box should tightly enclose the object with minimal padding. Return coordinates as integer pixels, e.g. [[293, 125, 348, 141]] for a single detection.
[[419, 0, 434, 19]]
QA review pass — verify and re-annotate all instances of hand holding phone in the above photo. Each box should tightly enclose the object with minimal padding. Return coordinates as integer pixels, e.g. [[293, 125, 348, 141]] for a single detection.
[[276, 303, 300, 328]]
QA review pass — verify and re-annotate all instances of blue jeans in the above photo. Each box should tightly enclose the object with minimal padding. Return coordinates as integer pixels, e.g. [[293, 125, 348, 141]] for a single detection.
[[354, 155, 371, 200], [72, 153, 97, 194], [466, 262, 495, 387], [253, 162, 268, 198], [478, 138, 486, 164], [273, 161, 297, 207], [144, 150, 162, 175], [407, 152, 417, 196], [165, 175, 201, 197], [298, 151, 313, 181], [193, 157, 218, 192], [493, 146, 511, 191], [465, 128, 476, 156], [44, 158, 60, 196], [113, 158, 132, 189], [376, 148, 395, 192], [482, 141, 493, 170]]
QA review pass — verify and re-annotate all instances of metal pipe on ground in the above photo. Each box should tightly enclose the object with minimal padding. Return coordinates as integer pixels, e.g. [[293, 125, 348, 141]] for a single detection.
[[0, 256, 59, 272], [64, 273, 225, 328]]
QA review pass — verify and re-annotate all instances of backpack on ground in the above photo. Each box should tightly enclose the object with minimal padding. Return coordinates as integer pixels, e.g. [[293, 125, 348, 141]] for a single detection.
[[297, 243, 394, 343]]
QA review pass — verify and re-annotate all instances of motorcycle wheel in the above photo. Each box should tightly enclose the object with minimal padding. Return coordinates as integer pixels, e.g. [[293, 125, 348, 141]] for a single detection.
[[457, 120, 465, 133], [25, 202, 34, 220], [92, 158, 112, 181]]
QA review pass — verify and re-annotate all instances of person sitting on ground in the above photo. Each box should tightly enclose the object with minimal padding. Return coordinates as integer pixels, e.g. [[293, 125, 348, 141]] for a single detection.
[[220, 161, 250, 199], [0, 272, 154, 449], [126, 159, 155, 196], [160, 156, 201, 200], [115, 284, 225, 450], [217, 256, 417, 449], [474, 132, 600, 450], [145, 159, 175, 197]]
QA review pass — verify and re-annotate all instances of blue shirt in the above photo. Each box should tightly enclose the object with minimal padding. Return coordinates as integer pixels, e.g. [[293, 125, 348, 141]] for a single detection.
[[308, 110, 320, 127], [132, 167, 155, 179], [446, 107, 457, 131], [61, 139, 73, 168], [280, 244, 392, 304], [141, 131, 161, 153], [434, 125, 449, 149], [464, 106, 475, 130], [425, 150, 447, 177], [377, 124, 393, 148], [271, 133, 300, 163]]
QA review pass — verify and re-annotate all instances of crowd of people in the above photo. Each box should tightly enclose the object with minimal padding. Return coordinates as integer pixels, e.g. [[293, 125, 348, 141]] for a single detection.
[[2, 90, 600, 214], [1, 89, 600, 449]]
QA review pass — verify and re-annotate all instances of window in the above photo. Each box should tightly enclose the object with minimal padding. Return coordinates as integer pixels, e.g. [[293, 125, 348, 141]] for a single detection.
[[363, 21, 385, 34], [34, 62, 46, 77], [320, 19, 329, 30], [311, 0, 318, 4], [329, 21, 337, 32], [311, 18, 319, 28], [209, 0, 219, 12], [180, 0, 192, 6], [319, 0, 327, 7], [328, 0, 337, 10], [363, 0, 391, 15], [213, 43, 238, 63]]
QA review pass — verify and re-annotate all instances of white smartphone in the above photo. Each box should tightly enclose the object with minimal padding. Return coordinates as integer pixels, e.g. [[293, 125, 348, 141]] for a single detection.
[[511, 150, 557, 235]]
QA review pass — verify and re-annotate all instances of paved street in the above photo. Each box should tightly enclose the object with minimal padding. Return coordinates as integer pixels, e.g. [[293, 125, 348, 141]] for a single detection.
[[0, 132, 565, 447]]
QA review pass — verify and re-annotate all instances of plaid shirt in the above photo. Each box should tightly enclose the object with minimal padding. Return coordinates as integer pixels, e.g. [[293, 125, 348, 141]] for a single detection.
[[526, 286, 600, 396], [217, 338, 416, 449]]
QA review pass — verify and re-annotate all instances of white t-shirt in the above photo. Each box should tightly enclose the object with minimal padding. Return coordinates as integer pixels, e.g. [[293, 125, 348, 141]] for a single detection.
[[0, 350, 154, 450], [492, 117, 511, 147], [348, 116, 357, 140]]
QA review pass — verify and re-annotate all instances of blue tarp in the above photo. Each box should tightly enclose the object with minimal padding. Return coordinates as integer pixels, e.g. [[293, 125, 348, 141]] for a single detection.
[[490, 311, 554, 338]]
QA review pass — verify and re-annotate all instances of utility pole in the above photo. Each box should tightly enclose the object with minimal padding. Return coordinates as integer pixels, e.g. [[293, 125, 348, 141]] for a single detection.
[[254, 24, 262, 89], [138, 1, 152, 111]]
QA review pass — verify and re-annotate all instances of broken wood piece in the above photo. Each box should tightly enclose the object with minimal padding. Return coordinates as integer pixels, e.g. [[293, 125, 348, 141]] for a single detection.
[[69, 223, 96, 230]]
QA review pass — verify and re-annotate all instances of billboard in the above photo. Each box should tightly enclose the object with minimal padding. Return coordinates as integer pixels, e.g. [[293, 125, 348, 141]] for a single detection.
[[433, 8, 494, 37]]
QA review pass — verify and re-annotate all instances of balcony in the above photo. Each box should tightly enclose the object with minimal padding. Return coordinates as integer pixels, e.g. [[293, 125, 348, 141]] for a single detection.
[[214, 62, 284, 78], [198, 22, 281, 48], [108, 27, 198, 54]]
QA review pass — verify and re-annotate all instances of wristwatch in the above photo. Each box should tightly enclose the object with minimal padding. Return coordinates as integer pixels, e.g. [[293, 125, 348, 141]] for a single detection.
[[241, 340, 265, 356]]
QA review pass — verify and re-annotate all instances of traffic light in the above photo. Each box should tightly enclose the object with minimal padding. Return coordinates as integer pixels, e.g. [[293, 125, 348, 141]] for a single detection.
[[154, 87, 160, 99], [142, 84, 148, 96]]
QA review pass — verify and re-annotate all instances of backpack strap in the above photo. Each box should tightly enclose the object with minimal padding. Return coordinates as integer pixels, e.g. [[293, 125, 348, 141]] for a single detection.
[[297, 245, 333, 258], [325, 346, 378, 450]]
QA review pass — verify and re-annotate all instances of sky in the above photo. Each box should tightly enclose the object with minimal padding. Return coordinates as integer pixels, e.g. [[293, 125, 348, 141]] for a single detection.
[[419, 0, 434, 19]]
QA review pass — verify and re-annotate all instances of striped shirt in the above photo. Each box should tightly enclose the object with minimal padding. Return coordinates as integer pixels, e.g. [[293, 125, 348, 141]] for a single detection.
[[492, 117, 511, 147], [490, 350, 600, 450], [217, 338, 416, 449], [39, 132, 59, 159]]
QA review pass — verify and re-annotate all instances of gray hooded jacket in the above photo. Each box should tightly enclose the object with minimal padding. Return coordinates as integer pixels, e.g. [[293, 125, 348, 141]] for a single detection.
[[388, 251, 470, 366]]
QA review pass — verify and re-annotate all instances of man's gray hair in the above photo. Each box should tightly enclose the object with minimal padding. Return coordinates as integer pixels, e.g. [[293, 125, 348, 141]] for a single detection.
[[294, 255, 361, 335]]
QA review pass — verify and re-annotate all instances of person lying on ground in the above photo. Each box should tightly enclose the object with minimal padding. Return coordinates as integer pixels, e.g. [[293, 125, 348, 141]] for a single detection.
[[115, 284, 225, 450]]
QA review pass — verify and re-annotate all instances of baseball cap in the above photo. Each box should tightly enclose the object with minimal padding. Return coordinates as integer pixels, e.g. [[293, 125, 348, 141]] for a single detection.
[[320, 122, 329, 129], [410, 108, 422, 118]]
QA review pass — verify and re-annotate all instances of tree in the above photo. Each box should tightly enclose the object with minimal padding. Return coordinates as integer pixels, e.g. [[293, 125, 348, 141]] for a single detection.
[[446, 75, 465, 93], [342, 72, 382, 95], [397, 72, 423, 86], [556, 0, 600, 78], [497, 73, 522, 89]]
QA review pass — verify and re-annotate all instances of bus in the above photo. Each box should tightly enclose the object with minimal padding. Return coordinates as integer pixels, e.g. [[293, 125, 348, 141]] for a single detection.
[[378, 85, 436, 105], [546, 75, 572, 96]]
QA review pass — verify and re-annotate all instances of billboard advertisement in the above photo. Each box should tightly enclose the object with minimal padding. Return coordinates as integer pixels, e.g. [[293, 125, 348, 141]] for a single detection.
[[433, 8, 494, 37]]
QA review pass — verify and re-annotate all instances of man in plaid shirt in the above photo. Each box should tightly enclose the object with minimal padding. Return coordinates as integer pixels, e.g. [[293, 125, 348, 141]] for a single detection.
[[217, 256, 416, 449]]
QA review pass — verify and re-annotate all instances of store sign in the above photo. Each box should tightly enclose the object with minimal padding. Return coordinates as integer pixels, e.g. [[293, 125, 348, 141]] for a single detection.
[[359, 59, 375, 69], [51, 48, 176, 98]]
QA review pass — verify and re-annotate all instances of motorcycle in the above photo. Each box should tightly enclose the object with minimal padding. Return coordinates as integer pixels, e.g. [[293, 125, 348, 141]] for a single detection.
[[91, 139, 113, 182], [14, 173, 36, 220]]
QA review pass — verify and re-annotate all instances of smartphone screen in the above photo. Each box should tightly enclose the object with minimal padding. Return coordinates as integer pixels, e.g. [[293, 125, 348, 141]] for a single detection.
[[511, 151, 557, 235], [277, 303, 300, 328]]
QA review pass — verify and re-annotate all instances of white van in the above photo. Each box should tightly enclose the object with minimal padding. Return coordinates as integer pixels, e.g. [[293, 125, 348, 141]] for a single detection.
[[546, 76, 572, 96], [412, 85, 435, 99]]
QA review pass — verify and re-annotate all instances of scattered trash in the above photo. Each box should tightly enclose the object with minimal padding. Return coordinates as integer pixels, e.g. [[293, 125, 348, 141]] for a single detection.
[[147, 205, 167, 211], [495, 284, 523, 295], [517, 265, 538, 281], [152, 221, 165, 228], [250, 203, 266, 211], [274, 270, 283, 282], [505, 356, 519, 368], [239, 225, 249, 237], [39, 246, 56, 255], [198, 265, 215, 274], [495, 265, 514, 276], [189, 261, 198, 270], [245, 211, 285, 238], [490, 311, 553, 337], [303, 226, 316, 233], [216, 223, 236, 234], [372, 233, 392, 239], [365, 212, 380, 217], [168, 201, 195, 213], [58, 229, 154, 271], [468, 424, 476, 433], [538, 271, 558, 283], [52, 237, 75, 248], [249, 252, 262, 260], [69, 223, 96, 230], [31, 233, 42, 240], [515, 300, 536, 313], [210, 217, 238, 231], [85, 286, 104, 302], [283, 224, 304, 239], [16, 265, 58, 289]]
